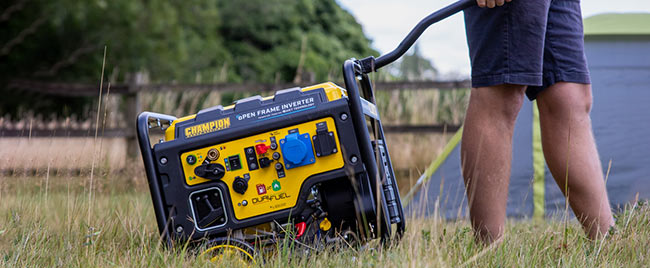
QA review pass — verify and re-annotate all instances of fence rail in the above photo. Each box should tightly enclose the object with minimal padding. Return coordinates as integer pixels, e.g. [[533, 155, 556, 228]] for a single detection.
[[0, 124, 461, 138], [0, 128, 128, 138], [4, 79, 468, 156], [9, 79, 470, 96]]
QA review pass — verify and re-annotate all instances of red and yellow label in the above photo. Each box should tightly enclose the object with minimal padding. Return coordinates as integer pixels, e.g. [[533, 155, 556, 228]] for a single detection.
[[184, 117, 231, 138]]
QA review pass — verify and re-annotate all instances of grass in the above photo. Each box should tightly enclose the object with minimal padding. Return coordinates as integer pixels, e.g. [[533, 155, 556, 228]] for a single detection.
[[1, 175, 648, 267]]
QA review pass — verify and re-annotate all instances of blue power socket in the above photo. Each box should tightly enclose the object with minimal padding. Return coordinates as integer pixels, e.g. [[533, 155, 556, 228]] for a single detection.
[[279, 131, 315, 169]]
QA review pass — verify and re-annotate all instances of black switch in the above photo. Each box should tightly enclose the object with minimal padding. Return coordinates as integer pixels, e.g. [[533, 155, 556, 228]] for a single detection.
[[313, 122, 337, 157], [244, 146, 259, 171], [259, 157, 272, 168], [228, 155, 242, 171]]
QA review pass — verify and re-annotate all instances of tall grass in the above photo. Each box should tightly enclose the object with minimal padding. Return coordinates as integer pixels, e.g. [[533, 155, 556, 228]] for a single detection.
[[0, 176, 648, 267]]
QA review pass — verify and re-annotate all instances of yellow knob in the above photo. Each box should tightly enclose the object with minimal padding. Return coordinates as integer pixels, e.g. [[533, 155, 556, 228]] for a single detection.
[[319, 217, 331, 231]]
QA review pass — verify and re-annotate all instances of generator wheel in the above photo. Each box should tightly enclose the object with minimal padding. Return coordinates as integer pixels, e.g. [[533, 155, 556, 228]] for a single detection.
[[200, 237, 256, 266]]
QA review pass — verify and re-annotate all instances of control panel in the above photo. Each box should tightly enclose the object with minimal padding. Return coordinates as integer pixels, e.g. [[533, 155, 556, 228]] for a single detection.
[[179, 117, 344, 220]]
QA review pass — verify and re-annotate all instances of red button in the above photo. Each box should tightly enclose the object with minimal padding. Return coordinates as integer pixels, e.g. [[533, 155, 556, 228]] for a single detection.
[[255, 143, 269, 155]]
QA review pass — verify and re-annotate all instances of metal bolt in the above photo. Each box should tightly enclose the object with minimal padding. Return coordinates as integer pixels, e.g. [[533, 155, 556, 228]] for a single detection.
[[350, 155, 358, 163], [340, 113, 348, 121], [311, 186, 319, 197], [242, 200, 248, 206], [160, 157, 168, 165], [176, 225, 183, 233]]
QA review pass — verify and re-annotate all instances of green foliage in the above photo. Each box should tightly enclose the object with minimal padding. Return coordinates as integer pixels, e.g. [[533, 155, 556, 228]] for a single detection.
[[216, 0, 376, 83], [1, 0, 229, 82], [0, 0, 376, 117]]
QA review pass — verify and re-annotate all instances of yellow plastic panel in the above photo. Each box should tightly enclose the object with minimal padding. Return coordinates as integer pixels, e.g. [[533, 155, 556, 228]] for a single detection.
[[301, 82, 347, 101], [164, 82, 346, 141], [179, 117, 344, 220]]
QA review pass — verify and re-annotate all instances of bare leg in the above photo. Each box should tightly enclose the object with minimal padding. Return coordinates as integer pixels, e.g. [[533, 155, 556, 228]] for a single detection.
[[536, 82, 614, 239], [461, 84, 525, 244]]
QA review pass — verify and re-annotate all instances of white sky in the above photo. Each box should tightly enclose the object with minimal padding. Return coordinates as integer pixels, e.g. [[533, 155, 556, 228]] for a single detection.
[[338, 0, 650, 78]]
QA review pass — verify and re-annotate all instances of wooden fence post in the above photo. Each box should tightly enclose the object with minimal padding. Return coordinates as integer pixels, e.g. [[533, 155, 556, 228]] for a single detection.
[[124, 72, 144, 159]]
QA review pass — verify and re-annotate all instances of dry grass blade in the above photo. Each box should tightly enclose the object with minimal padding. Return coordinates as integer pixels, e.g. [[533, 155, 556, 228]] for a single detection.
[[87, 46, 107, 239]]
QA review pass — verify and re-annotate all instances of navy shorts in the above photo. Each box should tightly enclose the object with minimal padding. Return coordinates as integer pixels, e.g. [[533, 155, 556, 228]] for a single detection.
[[464, 0, 590, 100]]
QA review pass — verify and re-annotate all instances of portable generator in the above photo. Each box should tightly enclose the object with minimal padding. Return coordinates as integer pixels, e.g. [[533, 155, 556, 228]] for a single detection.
[[136, 0, 473, 260]]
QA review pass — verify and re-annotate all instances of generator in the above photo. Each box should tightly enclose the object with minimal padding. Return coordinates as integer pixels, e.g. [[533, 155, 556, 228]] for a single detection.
[[136, 0, 472, 260], [137, 81, 404, 259]]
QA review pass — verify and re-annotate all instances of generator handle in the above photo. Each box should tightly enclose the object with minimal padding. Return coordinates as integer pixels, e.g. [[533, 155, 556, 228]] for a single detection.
[[358, 0, 475, 73], [136, 112, 178, 243]]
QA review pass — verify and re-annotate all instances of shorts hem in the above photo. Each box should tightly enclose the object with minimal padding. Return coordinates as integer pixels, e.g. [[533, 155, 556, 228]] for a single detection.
[[544, 71, 591, 87], [470, 73, 543, 88], [526, 71, 591, 100]]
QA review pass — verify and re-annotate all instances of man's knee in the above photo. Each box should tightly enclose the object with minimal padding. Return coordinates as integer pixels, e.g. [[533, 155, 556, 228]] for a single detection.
[[470, 84, 526, 123], [537, 82, 593, 119]]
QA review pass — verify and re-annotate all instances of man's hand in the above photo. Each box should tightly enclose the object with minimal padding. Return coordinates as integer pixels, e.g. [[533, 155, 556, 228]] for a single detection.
[[476, 0, 512, 8]]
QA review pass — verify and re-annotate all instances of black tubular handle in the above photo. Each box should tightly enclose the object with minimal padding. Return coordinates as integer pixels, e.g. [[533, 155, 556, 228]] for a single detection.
[[136, 112, 177, 244], [365, 0, 475, 72]]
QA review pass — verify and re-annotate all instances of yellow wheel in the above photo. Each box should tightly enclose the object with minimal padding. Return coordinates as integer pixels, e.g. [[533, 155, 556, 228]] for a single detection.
[[200, 238, 256, 266]]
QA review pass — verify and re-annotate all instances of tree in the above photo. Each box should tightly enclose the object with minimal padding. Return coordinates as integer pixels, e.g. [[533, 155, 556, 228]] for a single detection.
[[395, 44, 438, 81], [0, 0, 376, 117]]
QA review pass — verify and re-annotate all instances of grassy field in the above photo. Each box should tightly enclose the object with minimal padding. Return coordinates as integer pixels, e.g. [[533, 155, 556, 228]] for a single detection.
[[1, 174, 648, 267]]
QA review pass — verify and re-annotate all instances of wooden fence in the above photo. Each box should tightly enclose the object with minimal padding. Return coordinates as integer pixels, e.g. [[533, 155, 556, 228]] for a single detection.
[[4, 79, 468, 157]]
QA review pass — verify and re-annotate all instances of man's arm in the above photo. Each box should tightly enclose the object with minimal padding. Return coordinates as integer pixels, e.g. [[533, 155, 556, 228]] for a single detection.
[[476, 0, 511, 8]]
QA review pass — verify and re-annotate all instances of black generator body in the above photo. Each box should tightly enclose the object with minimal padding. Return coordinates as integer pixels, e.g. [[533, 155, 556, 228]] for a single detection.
[[137, 79, 404, 252]]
